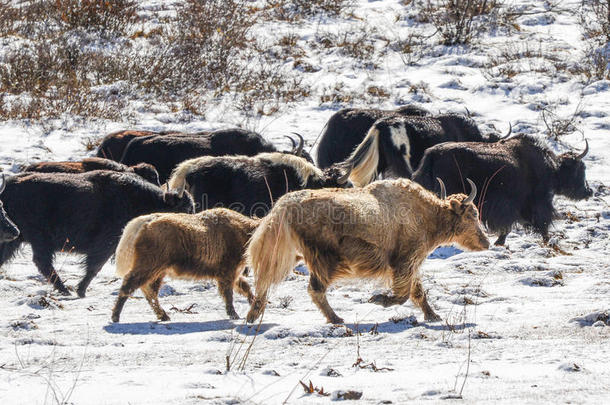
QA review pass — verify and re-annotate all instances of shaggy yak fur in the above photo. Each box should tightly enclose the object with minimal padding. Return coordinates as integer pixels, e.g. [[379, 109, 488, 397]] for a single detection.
[[96, 129, 186, 161], [316, 105, 431, 169], [246, 178, 489, 324], [111, 208, 259, 322], [167, 152, 352, 215], [0, 171, 194, 297], [119, 130, 312, 184], [347, 115, 511, 187], [0, 176, 20, 243], [413, 134, 592, 245], [24, 157, 160, 185]]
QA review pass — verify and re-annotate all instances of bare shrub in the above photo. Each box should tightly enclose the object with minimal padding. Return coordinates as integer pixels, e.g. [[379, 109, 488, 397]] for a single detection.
[[483, 42, 570, 81], [264, 0, 353, 21], [578, 1, 610, 80], [538, 101, 583, 141], [313, 25, 379, 68], [417, 0, 507, 45], [46, 0, 138, 35]]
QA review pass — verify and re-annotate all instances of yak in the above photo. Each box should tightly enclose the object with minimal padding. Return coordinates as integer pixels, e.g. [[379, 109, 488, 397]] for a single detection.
[[111, 208, 259, 322], [96, 129, 185, 161], [0, 171, 194, 297], [347, 115, 512, 187], [316, 105, 431, 169], [246, 178, 489, 324], [167, 152, 352, 216], [120, 130, 311, 183], [23, 157, 160, 185], [412, 134, 592, 245]]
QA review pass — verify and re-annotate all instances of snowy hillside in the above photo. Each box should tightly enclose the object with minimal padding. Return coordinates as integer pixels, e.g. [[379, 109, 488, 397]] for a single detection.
[[0, 0, 609, 403]]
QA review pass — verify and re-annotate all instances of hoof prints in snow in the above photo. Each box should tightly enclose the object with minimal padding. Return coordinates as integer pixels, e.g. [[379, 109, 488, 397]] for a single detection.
[[518, 271, 564, 287]]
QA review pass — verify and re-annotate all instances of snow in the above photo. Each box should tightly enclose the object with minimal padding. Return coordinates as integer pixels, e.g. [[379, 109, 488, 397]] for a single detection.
[[1, 0, 609, 404]]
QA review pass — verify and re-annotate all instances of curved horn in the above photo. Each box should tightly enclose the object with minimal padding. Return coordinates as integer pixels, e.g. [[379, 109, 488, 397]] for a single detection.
[[284, 135, 296, 149], [577, 139, 589, 160], [337, 163, 353, 185], [436, 177, 447, 200], [465, 107, 471, 117], [499, 122, 512, 140], [291, 132, 304, 156], [0, 173, 5, 194], [464, 178, 477, 204]]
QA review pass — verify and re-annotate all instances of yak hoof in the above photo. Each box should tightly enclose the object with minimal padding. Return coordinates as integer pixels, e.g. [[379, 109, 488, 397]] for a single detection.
[[328, 316, 344, 325], [76, 289, 87, 298], [424, 312, 441, 322], [58, 288, 71, 296], [111, 315, 120, 323], [368, 294, 391, 307], [159, 313, 170, 322]]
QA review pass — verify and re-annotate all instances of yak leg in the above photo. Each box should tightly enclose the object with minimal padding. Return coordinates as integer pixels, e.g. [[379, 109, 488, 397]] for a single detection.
[[77, 251, 112, 298], [369, 265, 412, 307], [111, 269, 155, 323], [308, 274, 343, 324], [235, 275, 254, 304], [141, 276, 169, 321], [218, 280, 239, 320], [410, 277, 440, 321], [494, 233, 508, 246], [32, 247, 69, 295]]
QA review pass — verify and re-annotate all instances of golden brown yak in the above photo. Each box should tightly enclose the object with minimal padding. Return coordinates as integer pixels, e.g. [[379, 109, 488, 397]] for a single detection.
[[246, 178, 489, 324], [111, 208, 259, 322]]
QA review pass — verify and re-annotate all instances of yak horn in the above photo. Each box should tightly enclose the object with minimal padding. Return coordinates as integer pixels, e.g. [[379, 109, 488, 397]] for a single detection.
[[499, 122, 512, 140], [464, 178, 477, 204], [465, 107, 471, 117], [577, 139, 589, 160], [337, 163, 353, 185], [0, 173, 5, 194], [291, 132, 304, 156], [436, 177, 447, 200], [284, 135, 296, 149]]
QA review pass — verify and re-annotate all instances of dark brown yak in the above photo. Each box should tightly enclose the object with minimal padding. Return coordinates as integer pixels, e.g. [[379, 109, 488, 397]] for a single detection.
[[111, 208, 259, 322], [246, 178, 489, 324]]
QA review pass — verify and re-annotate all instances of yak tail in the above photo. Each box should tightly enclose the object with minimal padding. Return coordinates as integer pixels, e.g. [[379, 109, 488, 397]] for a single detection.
[[115, 215, 152, 277], [347, 126, 380, 187], [246, 204, 300, 322]]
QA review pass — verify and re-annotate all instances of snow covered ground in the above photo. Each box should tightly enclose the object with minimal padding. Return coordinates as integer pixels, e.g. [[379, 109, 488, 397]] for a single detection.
[[1, 1, 609, 403]]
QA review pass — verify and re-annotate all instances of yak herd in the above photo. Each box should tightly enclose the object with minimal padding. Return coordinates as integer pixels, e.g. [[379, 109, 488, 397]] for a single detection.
[[0, 104, 593, 324]]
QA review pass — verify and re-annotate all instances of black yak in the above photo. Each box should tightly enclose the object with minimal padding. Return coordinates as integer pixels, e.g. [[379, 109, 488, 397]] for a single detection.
[[316, 105, 431, 169], [96, 129, 185, 161], [412, 135, 592, 245], [347, 115, 511, 186], [0, 171, 194, 297], [120, 130, 311, 183], [24, 157, 160, 185], [167, 152, 352, 215]]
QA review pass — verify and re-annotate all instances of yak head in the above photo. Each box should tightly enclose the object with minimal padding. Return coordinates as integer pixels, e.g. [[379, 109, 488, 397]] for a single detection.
[[438, 178, 489, 251], [130, 163, 160, 186], [556, 140, 592, 200], [0, 175, 20, 242], [319, 163, 353, 189], [163, 181, 195, 214]]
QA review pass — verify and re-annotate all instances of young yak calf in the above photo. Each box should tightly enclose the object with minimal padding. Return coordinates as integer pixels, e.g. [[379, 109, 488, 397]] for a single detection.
[[246, 178, 489, 324], [111, 208, 259, 322]]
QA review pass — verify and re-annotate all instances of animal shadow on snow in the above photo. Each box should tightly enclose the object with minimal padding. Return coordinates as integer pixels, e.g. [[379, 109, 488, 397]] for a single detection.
[[349, 320, 476, 334], [104, 320, 278, 336]]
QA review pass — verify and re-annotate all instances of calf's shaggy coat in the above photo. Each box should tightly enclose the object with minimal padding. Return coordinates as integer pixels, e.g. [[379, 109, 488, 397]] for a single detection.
[[246, 178, 489, 324], [111, 208, 259, 322]]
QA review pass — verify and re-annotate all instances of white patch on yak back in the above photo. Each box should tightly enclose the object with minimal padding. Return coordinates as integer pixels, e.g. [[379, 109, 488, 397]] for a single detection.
[[388, 124, 413, 173]]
